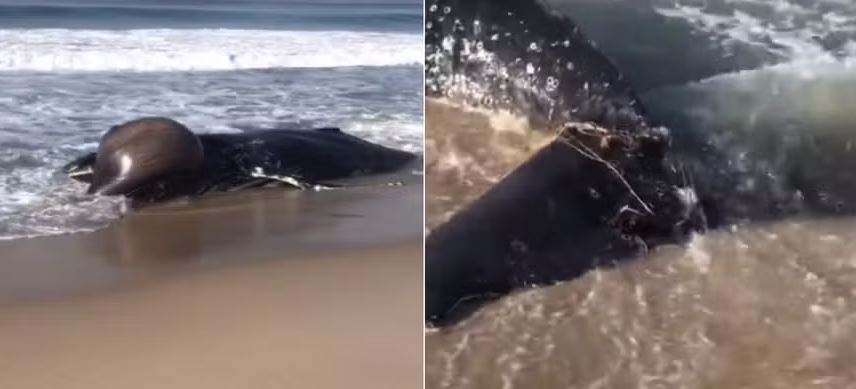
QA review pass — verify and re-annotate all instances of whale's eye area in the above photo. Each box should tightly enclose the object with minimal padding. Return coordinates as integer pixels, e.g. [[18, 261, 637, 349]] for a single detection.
[[87, 117, 204, 196]]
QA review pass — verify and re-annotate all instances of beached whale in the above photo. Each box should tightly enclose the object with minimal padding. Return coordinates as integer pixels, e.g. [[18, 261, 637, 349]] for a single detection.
[[63, 117, 415, 207], [425, 0, 706, 324], [425, 0, 854, 325]]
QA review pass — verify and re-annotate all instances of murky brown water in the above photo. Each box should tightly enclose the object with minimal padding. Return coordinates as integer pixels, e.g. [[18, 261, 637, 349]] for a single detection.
[[425, 99, 553, 230], [426, 218, 856, 388], [426, 99, 856, 388]]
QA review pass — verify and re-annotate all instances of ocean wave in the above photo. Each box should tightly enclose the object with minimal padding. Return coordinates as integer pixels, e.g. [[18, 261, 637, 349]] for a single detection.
[[654, 0, 856, 63], [0, 28, 422, 72], [0, 3, 422, 32]]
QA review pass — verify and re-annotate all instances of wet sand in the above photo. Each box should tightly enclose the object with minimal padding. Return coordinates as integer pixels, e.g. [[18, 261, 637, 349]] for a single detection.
[[0, 182, 422, 389]]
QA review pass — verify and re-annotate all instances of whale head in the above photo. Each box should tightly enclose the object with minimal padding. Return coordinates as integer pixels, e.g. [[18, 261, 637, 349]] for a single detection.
[[87, 117, 204, 196]]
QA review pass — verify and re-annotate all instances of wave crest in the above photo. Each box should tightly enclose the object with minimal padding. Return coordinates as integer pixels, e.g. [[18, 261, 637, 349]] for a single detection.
[[0, 29, 422, 72]]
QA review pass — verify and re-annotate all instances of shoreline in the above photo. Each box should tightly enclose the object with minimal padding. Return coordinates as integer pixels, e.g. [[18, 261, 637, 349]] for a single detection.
[[0, 181, 423, 388], [0, 181, 422, 302]]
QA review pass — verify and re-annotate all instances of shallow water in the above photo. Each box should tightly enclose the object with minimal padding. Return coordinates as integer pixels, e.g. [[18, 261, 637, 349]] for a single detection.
[[0, 177, 422, 301], [0, 0, 422, 240], [426, 218, 856, 388], [425, 99, 552, 230]]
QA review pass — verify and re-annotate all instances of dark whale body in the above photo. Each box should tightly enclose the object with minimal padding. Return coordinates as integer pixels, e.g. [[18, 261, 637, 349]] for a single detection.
[[425, 0, 708, 325], [64, 117, 415, 207]]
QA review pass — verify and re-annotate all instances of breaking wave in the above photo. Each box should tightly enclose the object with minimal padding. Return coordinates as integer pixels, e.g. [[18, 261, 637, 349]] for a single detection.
[[0, 28, 422, 72]]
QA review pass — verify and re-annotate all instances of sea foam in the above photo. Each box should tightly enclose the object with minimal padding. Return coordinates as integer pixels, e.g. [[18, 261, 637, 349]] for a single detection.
[[0, 29, 422, 72]]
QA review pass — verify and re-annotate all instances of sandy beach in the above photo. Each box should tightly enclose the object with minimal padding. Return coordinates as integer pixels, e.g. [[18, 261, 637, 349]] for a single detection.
[[0, 181, 423, 389]]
